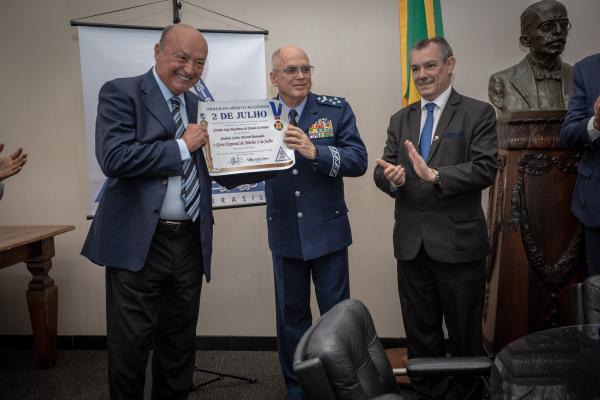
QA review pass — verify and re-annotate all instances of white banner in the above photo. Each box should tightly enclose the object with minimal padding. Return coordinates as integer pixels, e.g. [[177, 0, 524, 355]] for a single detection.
[[77, 26, 267, 212]]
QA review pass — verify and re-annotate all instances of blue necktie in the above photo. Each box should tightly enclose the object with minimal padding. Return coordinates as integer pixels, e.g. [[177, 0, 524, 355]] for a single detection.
[[171, 97, 201, 222], [419, 103, 436, 159], [288, 109, 298, 126]]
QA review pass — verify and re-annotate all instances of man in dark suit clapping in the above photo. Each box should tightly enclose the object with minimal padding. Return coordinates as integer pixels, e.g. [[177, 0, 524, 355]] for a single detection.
[[374, 37, 498, 400]]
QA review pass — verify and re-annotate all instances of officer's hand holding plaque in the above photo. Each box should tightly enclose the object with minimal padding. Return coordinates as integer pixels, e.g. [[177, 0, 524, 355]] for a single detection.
[[199, 100, 295, 176]]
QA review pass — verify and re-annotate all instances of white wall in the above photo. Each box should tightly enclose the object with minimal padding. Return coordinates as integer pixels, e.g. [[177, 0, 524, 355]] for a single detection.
[[0, 0, 598, 338]]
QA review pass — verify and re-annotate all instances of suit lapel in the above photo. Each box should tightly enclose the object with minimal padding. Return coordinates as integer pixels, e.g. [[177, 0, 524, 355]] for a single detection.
[[141, 70, 176, 136], [509, 58, 538, 109], [184, 91, 198, 124], [561, 62, 573, 99], [428, 90, 459, 162], [407, 102, 421, 149]]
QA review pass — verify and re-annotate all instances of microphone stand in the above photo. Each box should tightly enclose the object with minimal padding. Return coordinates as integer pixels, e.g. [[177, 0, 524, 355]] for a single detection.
[[192, 366, 257, 390]]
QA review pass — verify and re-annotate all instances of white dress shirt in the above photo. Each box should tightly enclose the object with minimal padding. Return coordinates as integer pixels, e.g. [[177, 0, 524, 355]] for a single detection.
[[152, 67, 193, 220], [418, 84, 453, 146]]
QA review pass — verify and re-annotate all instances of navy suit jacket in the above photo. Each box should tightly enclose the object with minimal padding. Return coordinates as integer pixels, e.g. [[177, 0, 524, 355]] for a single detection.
[[82, 69, 219, 280], [561, 53, 600, 228], [374, 90, 498, 263], [265, 92, 368, 260]]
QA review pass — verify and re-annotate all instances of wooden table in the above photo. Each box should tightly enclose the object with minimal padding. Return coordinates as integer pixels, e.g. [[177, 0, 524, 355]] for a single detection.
[[0, 225, 75, 368], [386, 347, 410, 385]]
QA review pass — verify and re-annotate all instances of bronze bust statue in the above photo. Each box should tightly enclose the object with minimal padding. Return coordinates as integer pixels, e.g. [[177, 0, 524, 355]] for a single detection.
[[489, 0, 573, 113]]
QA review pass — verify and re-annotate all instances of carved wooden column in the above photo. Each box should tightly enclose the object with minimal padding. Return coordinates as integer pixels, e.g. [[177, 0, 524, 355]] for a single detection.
[[26, 237, 58, 368], [0, 225, 73, 368], [483, 111, 587, 354]]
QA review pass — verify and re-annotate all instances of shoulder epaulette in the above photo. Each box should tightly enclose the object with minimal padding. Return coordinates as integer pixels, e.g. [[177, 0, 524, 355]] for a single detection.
[[316, 95, 345, 108]]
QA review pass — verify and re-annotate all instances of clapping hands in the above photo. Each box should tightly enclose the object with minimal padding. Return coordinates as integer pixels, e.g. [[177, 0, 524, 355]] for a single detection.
[[0, 144, 27, 181]]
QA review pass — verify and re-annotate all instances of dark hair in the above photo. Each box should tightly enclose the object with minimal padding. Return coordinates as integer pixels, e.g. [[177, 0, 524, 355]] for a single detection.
[[520, 0, 567, 35], [411, 37, 453, 61]]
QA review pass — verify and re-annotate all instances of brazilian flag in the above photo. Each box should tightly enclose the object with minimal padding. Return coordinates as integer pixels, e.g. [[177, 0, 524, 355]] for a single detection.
[[400, 0, 444, 106]]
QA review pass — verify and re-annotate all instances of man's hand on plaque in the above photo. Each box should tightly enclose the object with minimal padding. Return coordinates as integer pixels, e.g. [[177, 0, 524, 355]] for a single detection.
[[182, 122, 209, 152], [284, 126, 316, 160]]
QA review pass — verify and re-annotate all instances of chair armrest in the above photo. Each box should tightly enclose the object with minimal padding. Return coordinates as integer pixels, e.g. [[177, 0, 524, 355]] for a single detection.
[[293, 357, 338, 400], [407, 356, 491, 377]]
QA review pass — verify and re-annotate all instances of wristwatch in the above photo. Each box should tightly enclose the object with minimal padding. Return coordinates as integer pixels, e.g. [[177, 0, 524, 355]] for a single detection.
[[431, 168, 441, 185]]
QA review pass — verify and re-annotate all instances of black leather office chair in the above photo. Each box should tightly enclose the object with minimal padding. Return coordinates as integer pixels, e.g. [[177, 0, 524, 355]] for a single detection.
[[571, 274, 600, 324], [293, 298, 491, 400]]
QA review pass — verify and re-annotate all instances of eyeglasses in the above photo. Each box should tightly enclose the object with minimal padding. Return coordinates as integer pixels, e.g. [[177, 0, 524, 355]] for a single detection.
[[538, 18, 571, 33], [272, 65, 315, 76]]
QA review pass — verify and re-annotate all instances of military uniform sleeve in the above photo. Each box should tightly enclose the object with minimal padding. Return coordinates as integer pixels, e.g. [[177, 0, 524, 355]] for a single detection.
[[312, 101, 367, 178]]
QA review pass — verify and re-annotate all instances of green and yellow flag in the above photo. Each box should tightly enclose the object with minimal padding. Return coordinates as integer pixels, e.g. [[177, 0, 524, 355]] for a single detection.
[[400, 0, 444, 106]]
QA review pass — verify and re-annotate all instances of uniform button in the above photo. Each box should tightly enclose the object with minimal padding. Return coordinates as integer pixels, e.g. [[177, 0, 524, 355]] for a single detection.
[[161, 180, 168, 185], [297, 212, 303, 218], [335, 210, 340, 214], [295, 190, 301, 197], [292, 169, 298, 175], [268, 217, 272, 221]]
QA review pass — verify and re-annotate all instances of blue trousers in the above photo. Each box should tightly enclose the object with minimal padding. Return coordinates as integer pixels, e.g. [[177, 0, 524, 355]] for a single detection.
[[272, 248, 350, 400]]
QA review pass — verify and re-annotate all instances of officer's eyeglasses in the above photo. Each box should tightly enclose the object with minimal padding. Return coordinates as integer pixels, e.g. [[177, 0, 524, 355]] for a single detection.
[[538, 18, 571, 33], [273, 65, 315, 76]]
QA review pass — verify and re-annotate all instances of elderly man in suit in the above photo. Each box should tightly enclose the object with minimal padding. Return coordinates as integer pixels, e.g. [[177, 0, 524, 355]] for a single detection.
[[488, 0, 572, 113], [82, 24, 240, 400], [561, 53, 600, 276], [374, 37, 497, 399], [266, 45, 368, 400]]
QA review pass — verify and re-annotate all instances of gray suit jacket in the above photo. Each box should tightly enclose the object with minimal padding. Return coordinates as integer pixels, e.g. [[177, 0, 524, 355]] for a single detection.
[[489, 56, 573, 112], [374, 90, 498, 263]]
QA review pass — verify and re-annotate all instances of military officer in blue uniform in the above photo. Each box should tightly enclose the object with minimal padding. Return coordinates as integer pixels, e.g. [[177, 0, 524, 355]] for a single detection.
[[267, 45, 368, 400]]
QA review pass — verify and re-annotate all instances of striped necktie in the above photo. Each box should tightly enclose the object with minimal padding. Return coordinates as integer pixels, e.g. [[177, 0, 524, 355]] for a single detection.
[[419, 102, 436, 159], [171, 96, 201, 222]]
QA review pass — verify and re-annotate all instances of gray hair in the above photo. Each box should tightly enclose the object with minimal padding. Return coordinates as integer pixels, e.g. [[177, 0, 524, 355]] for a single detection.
[[411, 37, 453, 62]]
